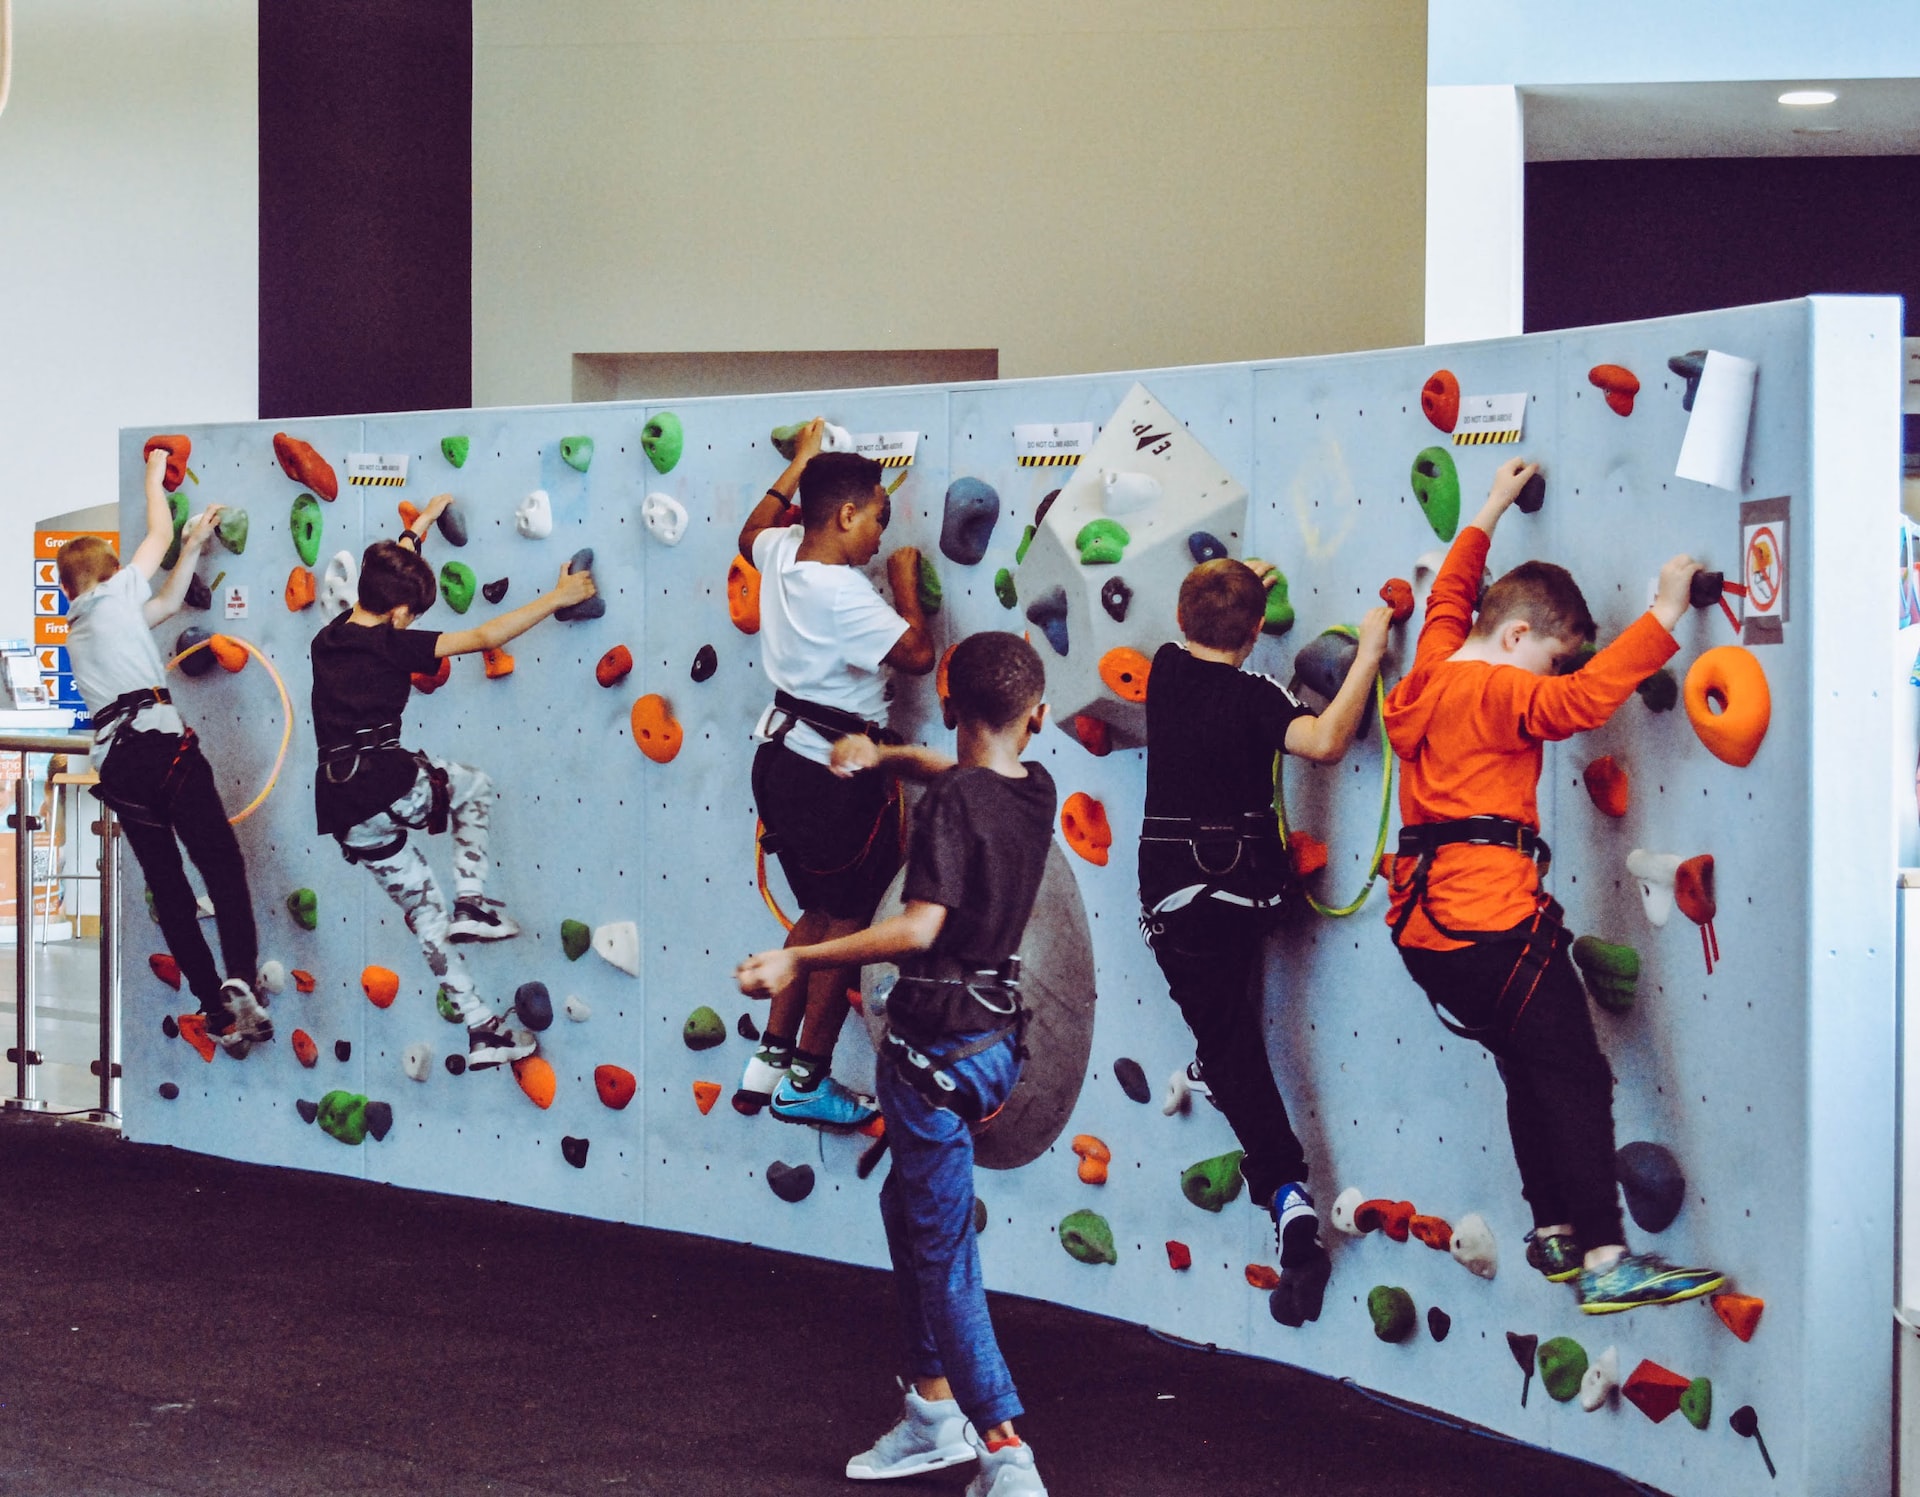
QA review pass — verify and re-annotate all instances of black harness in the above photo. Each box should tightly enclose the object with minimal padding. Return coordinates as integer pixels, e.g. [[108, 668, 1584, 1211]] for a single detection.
[[766, 690, 898, 750], [1138, 812, 1298, 933], [91, 685, 174, 736], [882, 955, 1025, 1125], [89, 693, 199, 831], [1390, 816, 1568, 1048], [321, 722, 450, 864]]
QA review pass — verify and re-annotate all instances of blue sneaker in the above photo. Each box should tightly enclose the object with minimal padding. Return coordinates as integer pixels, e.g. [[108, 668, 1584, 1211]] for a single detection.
[[769, 1074, 879, 1132], [1577, 1252, 1727, 1315], [1524, 1229, 1584, 1284]]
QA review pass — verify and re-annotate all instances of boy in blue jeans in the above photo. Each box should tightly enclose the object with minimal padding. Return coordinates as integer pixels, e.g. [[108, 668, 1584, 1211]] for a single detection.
[[738, 632, 1054, 1497]]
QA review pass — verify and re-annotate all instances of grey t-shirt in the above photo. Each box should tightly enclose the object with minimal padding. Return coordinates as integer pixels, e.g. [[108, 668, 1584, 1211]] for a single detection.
[[64, 566, 184, 766]]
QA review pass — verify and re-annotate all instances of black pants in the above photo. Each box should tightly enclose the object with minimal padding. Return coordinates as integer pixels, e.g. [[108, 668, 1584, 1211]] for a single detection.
[[99, 730, 257, 1009], [1400, 932, 1625, 1249], [751, 740, 901, 921], [1146, 896, 1307, 1207]]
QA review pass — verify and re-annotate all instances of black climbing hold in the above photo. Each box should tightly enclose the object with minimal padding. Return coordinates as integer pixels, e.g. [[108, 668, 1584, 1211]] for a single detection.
[[1188, 531, 1228, 564], [561, 1135, 590, 1169], [1507, 1332, 1539, 1406], [1025, 586, 1069, 657], [1100, 576, 1132, 623], [939, 477, 1001, 567], [1033, 489, 1059, 528], [1669, 350, 1708, 411], [1515, 472, 1546, 514], [444, 1054, 467, 1076], [766, 1161, 815, 1203], [1112, 1057, 1150, 1105], [1616, 1140, 1686, 1233], [161, 1015, 179, 1039], [334, 1039, 351, 1062], [295, 1098, 319, 1124], [1427, 1306, 1451, 1342], [1689, 569, 1726, 609], [364, 1101, 393, 1142], [736, 1012, 760, 1042], [973, 1197, 989, 1234], [174, 626, 217, 678], [158, 1082, 179, 1100], [1637, 668, 1679, 713], [514, 981, 554, 1032], [692, 644, 718, 682], [482, 577, 509, 604], [555, 548, 606, 621], [185, 574, 212, 611]]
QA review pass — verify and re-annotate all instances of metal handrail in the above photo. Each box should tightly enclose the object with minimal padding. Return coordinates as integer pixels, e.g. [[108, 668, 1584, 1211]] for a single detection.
[[0, 732, 93, 755]]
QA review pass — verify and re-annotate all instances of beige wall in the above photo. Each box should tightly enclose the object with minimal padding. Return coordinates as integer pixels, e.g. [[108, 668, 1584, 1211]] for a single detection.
[[473, 0, 1425, 408]]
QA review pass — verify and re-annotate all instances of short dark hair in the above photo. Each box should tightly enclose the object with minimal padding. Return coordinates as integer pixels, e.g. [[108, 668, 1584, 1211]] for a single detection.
[[359, 540, 436, 615], [798, 451, 886, 530], [1177, 559, 1265, 650], [946, 631, 1044, 730], [1471, 561, 1596, 644]]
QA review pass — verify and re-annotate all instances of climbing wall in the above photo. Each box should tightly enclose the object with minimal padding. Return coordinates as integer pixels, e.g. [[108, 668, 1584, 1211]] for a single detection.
[[116, 297, 1898, 1497]]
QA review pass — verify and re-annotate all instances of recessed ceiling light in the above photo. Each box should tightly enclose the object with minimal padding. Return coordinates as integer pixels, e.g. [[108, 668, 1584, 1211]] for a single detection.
[[1779, 89, 1838, 106]]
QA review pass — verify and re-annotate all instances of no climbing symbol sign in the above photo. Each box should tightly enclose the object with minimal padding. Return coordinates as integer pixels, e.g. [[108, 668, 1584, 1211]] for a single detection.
[[1738, 496, 1789, 646]]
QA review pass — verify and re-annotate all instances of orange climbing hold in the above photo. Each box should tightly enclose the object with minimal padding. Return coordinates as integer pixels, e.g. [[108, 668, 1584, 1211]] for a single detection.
[[285, 567, 316, 612], [1711, 1292, 1765, 1342], [596, 645, 633, 688], [728, 555, 762, 634], [1675, 855, 1716, 925], [1245, 1264, 1282, 1291], [1409, 1213, 1453, 1250], [483, 648, 515, 679], [1072, 714, 1111, 757], [935, 643, 958, 703], [1166, 1240, 1192, 1271], [1354, 1198, 1415, 1241], [692, 1080, 722, 1115], [513, 1054, 557, 1109], [291, 969, 316, 993], [149, 953, 181, 989], [595, 1064, 637, 1110], [398, 500, 422, 530], [291, 1028, 318, 1067], [1098, 647, 1152, 704], [631, 694, 684, 763], [1588, 364, 1641, 417], [361, 966, 399, 1009], [1071, 1134, 1111, 1185], [1380, 578, 1414, 623], [177, 1013, 215, 1063], [1583, 755, 1629, 817], [1622, 1359, 1692, 1423], [1684, 645, 1771, 767], [209, 635, 248, 673], [1289, 835, 1328, 878], [411, 656, 451, 694], [1060, 792, 1112, 866], [272, 432, 338, 500], [143, 434, 192, 492], [1420, 371, 1460, 434]]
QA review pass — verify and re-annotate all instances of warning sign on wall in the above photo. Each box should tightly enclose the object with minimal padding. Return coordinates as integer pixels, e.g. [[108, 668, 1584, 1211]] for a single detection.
[[1738, 496, 1789, 646]]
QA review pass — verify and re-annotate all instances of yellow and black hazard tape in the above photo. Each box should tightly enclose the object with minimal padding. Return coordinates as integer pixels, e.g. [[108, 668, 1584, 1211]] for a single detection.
[[876, 454, 913, 469], [348, 474, 407, 486], [1452, 429, 1522, 447], [1017, 453, 1082, 466]]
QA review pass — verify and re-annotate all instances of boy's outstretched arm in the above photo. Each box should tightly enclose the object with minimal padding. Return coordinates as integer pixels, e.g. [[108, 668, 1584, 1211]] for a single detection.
[[736, 901, 948, 996], [434, 559, 595, 658], [1518, 555, 1698, 740], [1284, 606, 1392, 762], [882, 547, 937, 675], [830, 737, 956, 782], [1466, 456, 1538, 542], [126, 449, 178, 579], [143, 507, 222, 626], [737, 417, 823, 560]]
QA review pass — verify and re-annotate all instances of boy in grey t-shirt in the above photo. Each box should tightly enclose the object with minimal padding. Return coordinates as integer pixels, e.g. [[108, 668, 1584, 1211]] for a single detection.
[[59, 444, 271, 1053]]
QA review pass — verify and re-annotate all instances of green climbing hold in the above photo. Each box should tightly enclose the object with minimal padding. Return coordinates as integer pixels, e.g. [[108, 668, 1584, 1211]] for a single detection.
[[317, 1089, 371, 1146], [1015, 524, 1037, 565], [1367, 1285, 1416, 1342], [993, 568, 1017, 609], [1180, 1149, 1246, 1213], [1538, 1336, 1589, 1402], [160, 490, 190, 571], [683, 1005, 725, 1051], [1074, 519, 1130, 566], [441, 436, 469, 468], [435, 985, 463, 1023], [1571, 936, 1640, 1014], [216, 509, 249, 555], [560, 436, 594, 473], [1638, 667, 1678, 713], [439, 561, 476, 614], [1058, 1208, 1117, 1266], [287, 888, 317, 930], [1680, 1377, 1712, 1431], [290, 493, 323, 567], [1410, 447, 1461, 542], [1262, 569, 1296, 636], [642, 412, 684, 474], [918, 558, 943, 615], [561, 919, 591, 961]]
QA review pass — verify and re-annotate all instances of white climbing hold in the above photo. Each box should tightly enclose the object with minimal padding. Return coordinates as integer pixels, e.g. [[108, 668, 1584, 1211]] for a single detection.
[[1579, 1346, 1620, 1412], [1101, 469, 1162, 516], [1448, 1212, 1498, 1279], [641, 492, 688, 546], [592, 920, 640, 976], [1626, 849, 1683, 927], [515, 489, 553, 539], [256, 960, 287, 996], [821, 422, 855, 454], [402, 1042, 433, 1082], [563, 995, 590, 1022], [1161, 1064, 1192, 1116], [1412, 549, 1447, 588], [1329, 1186, 1366, 1236], [196, 894, 216, 920], [319, 551, 358, 614]]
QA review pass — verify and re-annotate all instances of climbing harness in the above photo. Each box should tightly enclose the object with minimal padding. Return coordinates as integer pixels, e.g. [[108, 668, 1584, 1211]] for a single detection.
[[1138, 810, 1297, 940], [318, 725, 452, 865], [881, 956, 1025, 1125], [89, 724, 204, 830], [1272, 624, 1394, 918], [158, 634, 293, 825], [760, 690, 897, 751]]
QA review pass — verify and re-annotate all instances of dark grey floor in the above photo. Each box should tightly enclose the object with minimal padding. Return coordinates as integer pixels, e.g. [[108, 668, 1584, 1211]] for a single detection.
[[0, 1114, 1652, 1497]]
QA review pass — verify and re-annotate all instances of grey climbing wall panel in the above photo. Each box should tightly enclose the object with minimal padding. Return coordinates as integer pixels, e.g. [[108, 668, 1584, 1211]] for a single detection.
[[116, 297, 1898, 1497]]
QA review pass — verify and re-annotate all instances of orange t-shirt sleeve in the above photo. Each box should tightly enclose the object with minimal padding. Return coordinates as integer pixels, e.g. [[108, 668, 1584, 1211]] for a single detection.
[[1496, 612, 1679, 742], [1410, 527, 1490, 673]]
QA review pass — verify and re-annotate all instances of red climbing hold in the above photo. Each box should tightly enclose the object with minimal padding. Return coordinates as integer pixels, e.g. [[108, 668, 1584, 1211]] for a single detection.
[[483, 648, 514, 679], [209, 635, 248, 673], [1245, 1264, 1282, 1291], [728, 555, 762, 635], [1583, 755, 1629, 818], [692, 1080, 721, 1115], [1288, 835, 1328, 878], [285, 567, 316, 612], [177, 1013, 215, 1063], [143, 435, 192, 492], [291, 1029, 318, 1067], [1060, 792, 1112, 866], [1420, 371, 1460, 434], [1379, 578, 1414, 623], [1409, 1213, 1453, 1250], [1588, 364, 1641, 417], [631, 694, 684, 763], [1072, 714, 1111, 757], [1711, 1292, 1765, 1343], [361, 966, 399, 1009], [513, 1055, 557, 1110], [1098, 647, 1152, 704], [1622, 1359, 1692, 1423], [149, 953, 181, 989], [411, 655, 451, 694], [273, 433, 338, 499], [597, 645, 634, 688], [291, 969, 316, 993], [1166, 1241, 1192, 1271], [1355, 1198, 1415, 1241], [595, 1064, 637, 1110]]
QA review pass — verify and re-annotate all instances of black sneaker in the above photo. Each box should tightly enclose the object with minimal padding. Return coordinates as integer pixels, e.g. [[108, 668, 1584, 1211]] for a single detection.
[[1524, 1228, 1584, 1284], [209, 977, 272, 1055], [449, 896, 522, 943], [466, 1014, 537, 1070]]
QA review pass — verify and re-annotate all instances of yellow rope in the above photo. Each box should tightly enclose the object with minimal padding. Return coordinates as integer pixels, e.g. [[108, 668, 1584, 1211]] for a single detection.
[[163, 635, 292, 825]]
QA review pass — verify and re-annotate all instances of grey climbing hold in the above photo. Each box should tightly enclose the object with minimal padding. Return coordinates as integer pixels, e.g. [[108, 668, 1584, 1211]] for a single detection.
[[1668, 350, 1708, 410], [1188, 531, 1227, 564], [1025, 586, 1069, 657], [1293, 630, 1358, 704], [560, 436, 594, 473], [767, 1161, 815, 1202], [295, 1098, 319, 1124], [437, 503, 468, 547], [561, 1135, 590, 1168], [692, 644, 717, 682], [555, 548, 605, 621], [482, 577, 508, 604], [514, 981, 554, 1032], [1616, 1140, 1686, 1233], [1112, 1057, 1150, 1104], [1100, 577, 1132, 622], [939, 477, 1001, 566]]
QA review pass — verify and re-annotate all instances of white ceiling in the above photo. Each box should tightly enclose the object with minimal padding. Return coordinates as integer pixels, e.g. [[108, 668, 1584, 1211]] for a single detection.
[[1521, 78, 1920, 160]]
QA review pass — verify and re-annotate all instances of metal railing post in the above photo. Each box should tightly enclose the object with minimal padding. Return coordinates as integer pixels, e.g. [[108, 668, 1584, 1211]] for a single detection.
[[95, 806, 117, 1119], [9, 754, 38, 1108]]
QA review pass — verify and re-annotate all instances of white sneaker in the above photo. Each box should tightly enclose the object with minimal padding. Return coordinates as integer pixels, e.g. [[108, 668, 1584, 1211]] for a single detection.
[[211, 977, 273, 1053], [964, 1432, 1048, 1496], [846, 1381, 976, 1481], [731, 1049, 789, 1116], [448, 895, 521, 943]]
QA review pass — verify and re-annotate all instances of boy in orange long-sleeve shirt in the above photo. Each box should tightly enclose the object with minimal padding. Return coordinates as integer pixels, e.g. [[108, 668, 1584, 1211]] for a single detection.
[[1384, 456, 1726, 1316]]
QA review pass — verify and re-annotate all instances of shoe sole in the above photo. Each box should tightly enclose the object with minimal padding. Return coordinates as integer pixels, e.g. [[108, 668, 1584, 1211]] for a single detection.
[[467, 1044, 537, 1070], [846, 1444, 976, 1481], [448, 924, 520, 943], [1540, 1267, 1581, 1284], [770, 1107, 876, 1133], [1579, 1274, 1727, 1315], [732, 1091, 773, 1115]]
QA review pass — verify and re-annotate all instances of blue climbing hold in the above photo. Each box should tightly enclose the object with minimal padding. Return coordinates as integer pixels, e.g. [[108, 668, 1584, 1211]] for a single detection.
[[1025, 586, 1070, 657], [514, 980, 554, 1032], [1188, 532, 1228, 564], [939, 477, 1000, 567]]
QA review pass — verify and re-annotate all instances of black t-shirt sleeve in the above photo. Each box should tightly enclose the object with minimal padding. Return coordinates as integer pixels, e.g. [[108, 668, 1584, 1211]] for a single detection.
[[1246, 670, 1309, 752], [902, 779, 969, 912], [386, 627, 442, 675]]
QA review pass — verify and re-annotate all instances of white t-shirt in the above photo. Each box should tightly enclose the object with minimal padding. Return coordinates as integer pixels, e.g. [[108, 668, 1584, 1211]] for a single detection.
[[64, 565, 185, 766], [751, 525, 908, 765]]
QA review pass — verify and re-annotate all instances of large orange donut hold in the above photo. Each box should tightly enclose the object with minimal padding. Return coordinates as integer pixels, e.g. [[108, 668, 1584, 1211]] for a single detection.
[[1683, 645, 1771, 767]]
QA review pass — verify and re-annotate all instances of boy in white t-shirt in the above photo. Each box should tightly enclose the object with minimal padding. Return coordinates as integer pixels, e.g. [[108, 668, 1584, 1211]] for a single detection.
[[57, 446, 272, 1054], [732, 421, 935, 1128]]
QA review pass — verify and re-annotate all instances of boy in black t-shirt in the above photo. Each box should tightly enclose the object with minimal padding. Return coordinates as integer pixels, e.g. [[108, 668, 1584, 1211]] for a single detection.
[[1140, 559, 1390, 1325], [310, 497, 596, 1069], [737, 632, 1055, 1497]]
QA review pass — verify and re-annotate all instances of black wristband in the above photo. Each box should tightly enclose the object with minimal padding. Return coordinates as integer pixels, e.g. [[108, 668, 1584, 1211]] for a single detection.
[[766, 488, 789, 505]]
